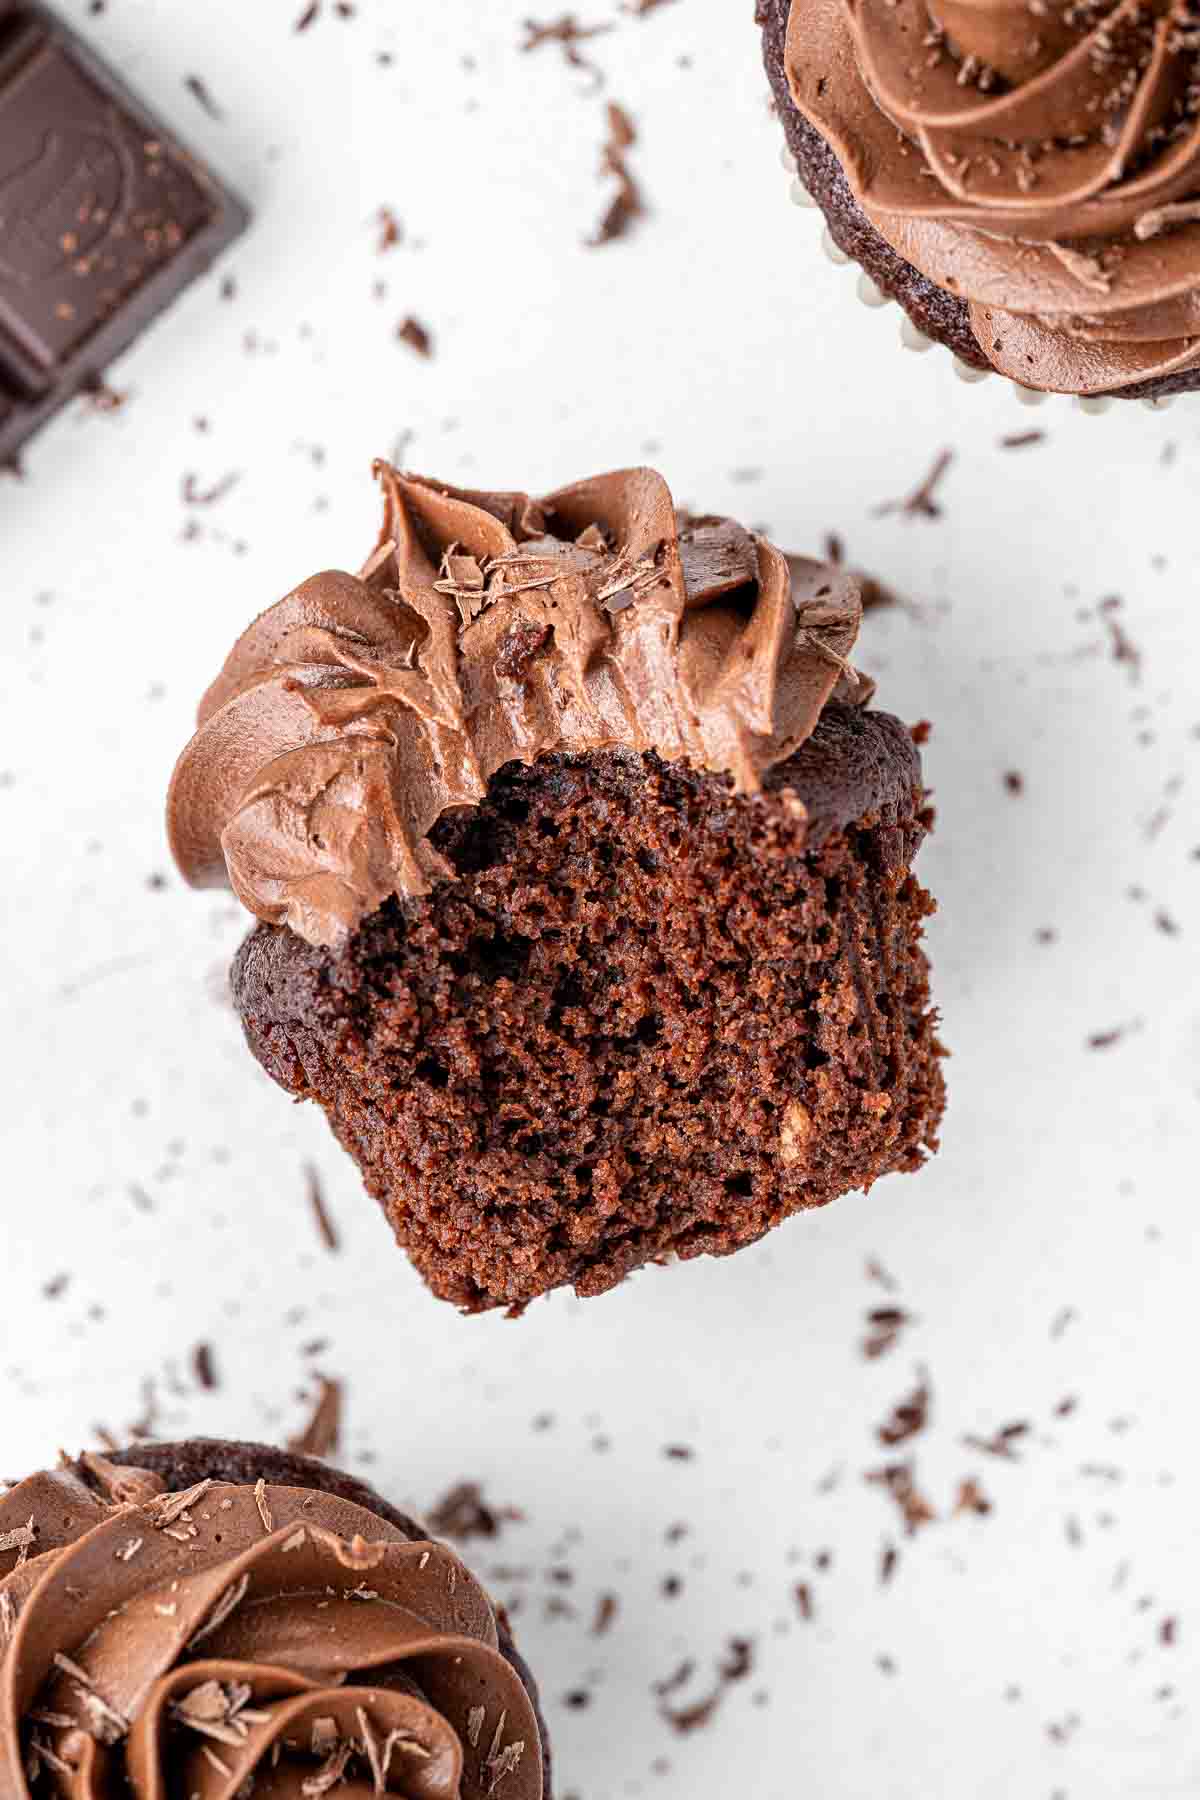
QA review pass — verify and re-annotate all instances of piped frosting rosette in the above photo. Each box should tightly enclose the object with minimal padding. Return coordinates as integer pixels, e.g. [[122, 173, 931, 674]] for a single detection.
[[0, 1459, 541, 1799], [168, 464, 866, 947], [786, 0, 1200, 392]]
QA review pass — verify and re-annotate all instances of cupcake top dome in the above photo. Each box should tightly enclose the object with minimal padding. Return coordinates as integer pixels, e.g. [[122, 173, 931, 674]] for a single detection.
[[168, 464, 867, 947], [786, 0, 1200, 392]]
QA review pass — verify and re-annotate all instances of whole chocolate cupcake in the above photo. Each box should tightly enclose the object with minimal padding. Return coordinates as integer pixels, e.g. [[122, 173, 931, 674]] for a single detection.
[[0, 1438, 548, 1797], [168, 463, 945, 1312], [758, 0, 1200, 398]]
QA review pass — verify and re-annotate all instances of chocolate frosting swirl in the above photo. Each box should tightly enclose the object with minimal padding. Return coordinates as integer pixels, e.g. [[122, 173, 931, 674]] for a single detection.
[[786, 0, 1200, 392], [167, 464, 865, 948], [0, 1457, 542, 1798]]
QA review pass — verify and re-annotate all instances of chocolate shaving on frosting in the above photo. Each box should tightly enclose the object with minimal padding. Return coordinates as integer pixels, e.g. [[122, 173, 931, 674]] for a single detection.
[[0, 1460, 542, 1798], [167, 464, 865, 947], [786, 0, 1200, 393]]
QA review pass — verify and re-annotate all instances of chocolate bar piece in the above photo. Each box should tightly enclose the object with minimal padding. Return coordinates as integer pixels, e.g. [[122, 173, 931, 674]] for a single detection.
[[0, 3, 247, 460]]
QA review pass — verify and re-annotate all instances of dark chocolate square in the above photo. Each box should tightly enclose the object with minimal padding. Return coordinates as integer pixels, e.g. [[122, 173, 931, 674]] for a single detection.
[[0, 4, 247, 458]]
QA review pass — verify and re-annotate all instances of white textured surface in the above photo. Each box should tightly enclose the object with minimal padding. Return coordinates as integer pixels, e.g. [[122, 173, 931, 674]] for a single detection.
[[3, 4, 1200, 1797]]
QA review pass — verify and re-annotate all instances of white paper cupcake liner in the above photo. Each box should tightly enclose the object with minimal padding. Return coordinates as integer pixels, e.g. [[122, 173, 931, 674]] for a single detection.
[[779, 142, 1180, 413]]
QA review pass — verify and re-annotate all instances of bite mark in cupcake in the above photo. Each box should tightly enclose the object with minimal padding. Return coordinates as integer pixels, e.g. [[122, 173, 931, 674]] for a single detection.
[[168, 464, 945, 1312]]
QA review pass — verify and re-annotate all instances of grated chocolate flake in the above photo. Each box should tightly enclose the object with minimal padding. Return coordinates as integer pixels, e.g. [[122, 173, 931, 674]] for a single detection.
[[427, 1482, 522, 1542], [287, 1375, 343, 1459], [587, 102, 645, 246], [873, 448, 954, 521], [184, 74, 223, 120], [396, 316, 433, 358], [305, 1162, 340, 1252]]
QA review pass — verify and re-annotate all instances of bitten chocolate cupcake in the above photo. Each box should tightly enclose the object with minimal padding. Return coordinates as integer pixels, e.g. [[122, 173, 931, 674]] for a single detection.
[[168, 463, 945, 1312], [0, 1438, 548, 1797], [758, 0, 1200, 398]]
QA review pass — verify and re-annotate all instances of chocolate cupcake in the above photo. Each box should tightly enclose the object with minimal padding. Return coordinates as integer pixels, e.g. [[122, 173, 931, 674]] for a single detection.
[[758, 0, 1200, 399], [0, 1438, 549, 1797], [168, 463, 945, 1312]]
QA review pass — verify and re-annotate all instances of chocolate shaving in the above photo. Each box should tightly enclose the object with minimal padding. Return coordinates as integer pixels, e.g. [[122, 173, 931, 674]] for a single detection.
[[144, 1478, 214, 1527], [1087, 1020, 1142, 1050], [877, 1374, 931, 1447], [184, 74, 223, 119], [520, 12, 612, 82], [873, 449, 954, 520], [1134, 199, 1200, 240], [192, 1343, 218, 1390], [396, 316, 433, 357], [658, 1637, 754, 1736], [865, 1462, 937, 1534], [254, 1477, 274, 1533], [376, 207, 404, 252], [954, 1477, 992, 1516], [1099, 595, 1141, 684], [305, 1162, 340, 1252], [182, 471, 240, 507], [587, 102, 644, 246], [287, 1376, 343, 1458], [427, 1482, 521, 1542], [961, 1421, 1030, 1461], [592, 1591, 619, 1635], [862, 1305, 914, 1360]]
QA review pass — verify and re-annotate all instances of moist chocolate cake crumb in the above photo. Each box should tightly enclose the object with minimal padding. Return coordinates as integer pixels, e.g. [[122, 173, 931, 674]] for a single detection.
[[232, 714, 944, 1313]]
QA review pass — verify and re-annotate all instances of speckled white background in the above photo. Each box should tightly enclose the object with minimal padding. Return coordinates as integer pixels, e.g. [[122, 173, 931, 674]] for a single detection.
[[3, 3, 1200, 1796]]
